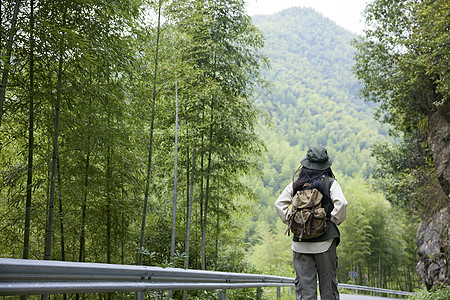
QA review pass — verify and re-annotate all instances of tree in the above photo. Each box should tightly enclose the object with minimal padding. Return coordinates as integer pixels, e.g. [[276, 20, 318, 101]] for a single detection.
[[138, 0, 163, 267], [339, 199, 372, 277], [43, 1, 67, 262], [0, 3, 267, 293], [169, 0, 267, 271], [23, 0, 35, 261], [247, 222, 294, 278], [335, 175, 417, 290], [353, 0, 450, 201], [0, 0, 21, 129], [354, 2, 450, 287]]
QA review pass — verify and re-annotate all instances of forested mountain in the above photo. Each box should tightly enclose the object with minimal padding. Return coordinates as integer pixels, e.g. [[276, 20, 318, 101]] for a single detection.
[[247, 7, 389, 210], [245, 8, 419, 293], [254, 8, 388, 183]]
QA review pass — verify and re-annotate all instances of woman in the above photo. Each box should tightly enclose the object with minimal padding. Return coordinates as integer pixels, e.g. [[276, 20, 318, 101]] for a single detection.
[[275, 145, 348, 300]]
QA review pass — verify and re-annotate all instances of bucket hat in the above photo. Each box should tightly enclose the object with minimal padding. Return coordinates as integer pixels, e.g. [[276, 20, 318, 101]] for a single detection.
[[300, 145, 332, 170]]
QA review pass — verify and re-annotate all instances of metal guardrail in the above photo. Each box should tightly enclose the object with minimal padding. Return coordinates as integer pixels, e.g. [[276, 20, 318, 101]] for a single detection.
[[0, 258, 293, 296], [0, 258, 416, 298], [338, 283, 416, 297]]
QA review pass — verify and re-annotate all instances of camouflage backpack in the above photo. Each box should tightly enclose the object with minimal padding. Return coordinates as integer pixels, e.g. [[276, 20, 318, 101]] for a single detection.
[[284, 178, 332, 240]]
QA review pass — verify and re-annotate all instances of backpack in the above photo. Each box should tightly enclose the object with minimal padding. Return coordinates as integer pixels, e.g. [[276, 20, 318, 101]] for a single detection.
[[284, 179, 330, 240]]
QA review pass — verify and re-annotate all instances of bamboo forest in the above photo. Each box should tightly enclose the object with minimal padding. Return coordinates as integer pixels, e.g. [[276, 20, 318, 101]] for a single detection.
[[1, 0, 449, 299]]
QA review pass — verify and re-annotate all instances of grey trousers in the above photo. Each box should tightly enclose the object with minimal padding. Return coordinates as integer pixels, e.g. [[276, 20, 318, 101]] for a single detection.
[[292, 239, 339, 300]]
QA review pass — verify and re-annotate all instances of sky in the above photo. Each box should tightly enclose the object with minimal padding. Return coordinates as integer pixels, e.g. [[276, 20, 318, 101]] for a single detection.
[[246, 0, 371, 35]]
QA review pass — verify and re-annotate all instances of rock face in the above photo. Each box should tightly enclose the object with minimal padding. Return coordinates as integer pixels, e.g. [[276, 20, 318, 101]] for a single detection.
[[420, 96, 450, 289], [416, 205, 450, 290], [427, 99, 450, 198]]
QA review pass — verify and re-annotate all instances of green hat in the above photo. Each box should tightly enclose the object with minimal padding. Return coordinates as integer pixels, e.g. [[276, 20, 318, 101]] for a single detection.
[[300, 145, 332, 170]]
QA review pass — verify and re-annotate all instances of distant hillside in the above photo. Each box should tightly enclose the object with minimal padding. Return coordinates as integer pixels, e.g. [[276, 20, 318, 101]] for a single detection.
[[247, 7, 389, 212], [253, 7, 361, 105]]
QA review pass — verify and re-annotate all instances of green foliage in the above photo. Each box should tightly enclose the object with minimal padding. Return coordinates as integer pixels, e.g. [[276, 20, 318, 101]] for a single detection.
[[246, 222, 294, 278], [337, 175, 418, 289], [354, 0, 449, 219], [354, 0, 449, 128], [408, 286, 450, 300], [352, 0, 450, 290], [185, 288, 262, 300], [370, 140, 447, 218], [0, 0, 268, 280]]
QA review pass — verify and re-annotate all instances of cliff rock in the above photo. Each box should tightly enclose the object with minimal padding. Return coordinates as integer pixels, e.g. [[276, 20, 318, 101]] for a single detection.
[[428, 100, 450, 198], [416, 205, 450, 290]]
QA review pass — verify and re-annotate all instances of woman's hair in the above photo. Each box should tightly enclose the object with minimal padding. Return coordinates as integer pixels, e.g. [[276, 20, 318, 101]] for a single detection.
[[292, 167, 334, 197]]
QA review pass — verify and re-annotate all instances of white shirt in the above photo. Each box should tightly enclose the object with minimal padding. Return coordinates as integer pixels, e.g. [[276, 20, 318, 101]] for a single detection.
[[275, 179, 348, 253]]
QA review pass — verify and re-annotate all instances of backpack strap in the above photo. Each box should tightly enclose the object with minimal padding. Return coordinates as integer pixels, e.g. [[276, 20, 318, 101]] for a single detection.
[[323, 176, 335, 199], [323, 176, 335, 218]]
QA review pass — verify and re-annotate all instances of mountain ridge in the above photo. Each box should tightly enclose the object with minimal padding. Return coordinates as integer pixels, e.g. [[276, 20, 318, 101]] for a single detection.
[[253, 7, 361, 106]]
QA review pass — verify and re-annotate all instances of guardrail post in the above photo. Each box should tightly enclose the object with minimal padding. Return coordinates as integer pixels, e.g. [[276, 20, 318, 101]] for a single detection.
[[256, 287, 262, 300], [135, 291, 144, 300], [220, 289, 226, 300], [277, 286, 281, 299]]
